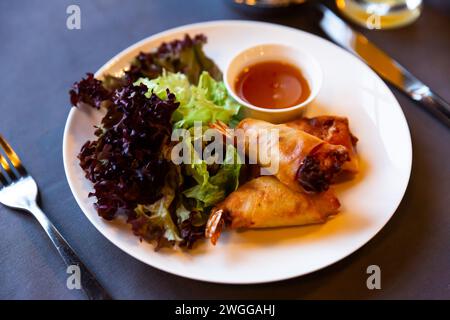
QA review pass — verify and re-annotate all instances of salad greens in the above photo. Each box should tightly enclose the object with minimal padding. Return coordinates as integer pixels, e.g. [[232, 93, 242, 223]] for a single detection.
[[183, 139, 242, 209], [135, 71, 241, 129], [134, 71, 242, 246], [71, 34, 243, 249], [133, 167, 183, 245]]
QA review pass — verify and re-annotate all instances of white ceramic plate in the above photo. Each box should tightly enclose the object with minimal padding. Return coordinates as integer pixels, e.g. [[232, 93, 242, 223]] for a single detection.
[[63, 21, 412, 284]]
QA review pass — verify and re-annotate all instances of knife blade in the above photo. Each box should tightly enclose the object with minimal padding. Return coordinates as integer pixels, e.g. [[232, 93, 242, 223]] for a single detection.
[[317, 4, 450, 128]]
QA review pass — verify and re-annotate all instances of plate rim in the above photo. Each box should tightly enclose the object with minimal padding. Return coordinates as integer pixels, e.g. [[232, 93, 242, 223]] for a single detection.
[[63, 20, 412, 284]]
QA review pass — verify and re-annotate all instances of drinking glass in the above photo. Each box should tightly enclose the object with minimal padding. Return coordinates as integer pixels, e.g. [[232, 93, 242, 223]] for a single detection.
[[335, 0, 423, 29]]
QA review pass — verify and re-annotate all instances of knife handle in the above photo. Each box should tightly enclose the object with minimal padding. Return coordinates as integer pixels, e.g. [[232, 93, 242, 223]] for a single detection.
[[408, 86, 450, 128]]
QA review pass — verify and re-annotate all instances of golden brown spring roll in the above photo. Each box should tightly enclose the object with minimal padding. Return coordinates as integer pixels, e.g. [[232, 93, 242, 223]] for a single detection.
[[205, 176, 340, 244], [287, 116, 359, 176], [231, 118, 349, 193]]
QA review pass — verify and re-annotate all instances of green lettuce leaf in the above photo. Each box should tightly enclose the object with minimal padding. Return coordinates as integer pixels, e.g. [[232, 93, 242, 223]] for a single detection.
[[135, 71, 241, 129], [131, 166, 183, 245], [134, 71, 191, 105], [183, 143, 242, 209]]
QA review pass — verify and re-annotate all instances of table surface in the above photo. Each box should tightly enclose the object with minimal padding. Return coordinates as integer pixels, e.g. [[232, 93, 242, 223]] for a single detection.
[[0, 0, 449, 300]]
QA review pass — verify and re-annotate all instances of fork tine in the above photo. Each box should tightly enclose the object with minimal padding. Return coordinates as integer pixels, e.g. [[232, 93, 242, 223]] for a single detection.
[[0, 169, 7, 186], [0, 135, 27, 176], [0, 152, 18, 181]]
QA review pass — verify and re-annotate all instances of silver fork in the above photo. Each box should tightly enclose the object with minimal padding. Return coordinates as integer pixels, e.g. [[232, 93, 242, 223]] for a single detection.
[[0, 135, 111, 300]]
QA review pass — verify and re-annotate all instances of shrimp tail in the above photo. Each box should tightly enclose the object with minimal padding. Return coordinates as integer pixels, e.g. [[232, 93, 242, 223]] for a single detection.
[[205, 208, 225, 245]]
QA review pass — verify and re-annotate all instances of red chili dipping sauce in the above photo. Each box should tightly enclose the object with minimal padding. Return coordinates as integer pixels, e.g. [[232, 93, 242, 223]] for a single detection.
[[234, 61, 310, 109]]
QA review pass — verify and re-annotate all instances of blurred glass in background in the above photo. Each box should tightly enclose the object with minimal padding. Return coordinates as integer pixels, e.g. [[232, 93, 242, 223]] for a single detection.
[[335, 0, 423, 29], [230, 0, 423, 29]]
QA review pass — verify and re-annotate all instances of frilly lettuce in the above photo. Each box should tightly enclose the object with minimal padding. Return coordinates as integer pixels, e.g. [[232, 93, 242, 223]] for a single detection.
[[182, 136, 242, 210], [131, 71, 242, 248], [135, 71, 241, 129]]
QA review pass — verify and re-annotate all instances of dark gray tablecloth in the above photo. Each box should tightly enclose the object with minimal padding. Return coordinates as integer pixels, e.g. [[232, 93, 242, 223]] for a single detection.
[[0, 0, 449, 300]]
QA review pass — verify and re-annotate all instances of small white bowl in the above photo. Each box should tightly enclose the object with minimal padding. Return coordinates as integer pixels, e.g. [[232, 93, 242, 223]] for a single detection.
[[225, 43, 322, 123]]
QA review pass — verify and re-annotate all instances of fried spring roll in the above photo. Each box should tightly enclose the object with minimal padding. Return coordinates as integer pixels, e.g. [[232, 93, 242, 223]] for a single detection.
[[205, 176, 340, 245], [287, 116, 359, 176], [228, 118, 349, 193]]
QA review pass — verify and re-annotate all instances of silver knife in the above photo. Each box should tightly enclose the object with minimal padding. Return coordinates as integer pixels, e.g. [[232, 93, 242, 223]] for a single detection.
[[317, 4, 450, 128]]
